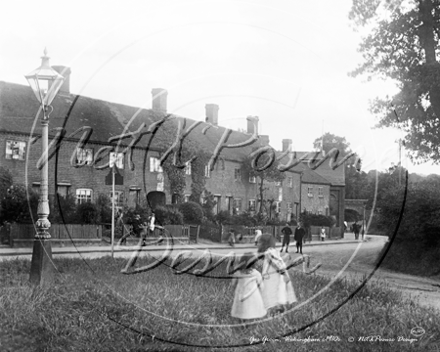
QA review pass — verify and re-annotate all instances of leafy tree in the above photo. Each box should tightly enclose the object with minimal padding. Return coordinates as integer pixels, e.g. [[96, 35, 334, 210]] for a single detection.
[[189, 151, 211, 204], [0, 167, 13, 198], [313, 132, 353, 156], [313, 133, 368, 200], [201, 191, 217, 222], [344, 208, 361, 222], [349, 0, 440, 163], [377, 174, 440, 246], [0, 167, 13, 221], [345, 164, 371, 199], [241, 148, 285, 215], [162, 157, 186, 205], [0, 184, 39, 224]]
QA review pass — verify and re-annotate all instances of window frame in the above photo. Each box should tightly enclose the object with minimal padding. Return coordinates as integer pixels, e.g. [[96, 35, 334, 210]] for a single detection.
[[150, 157, 163, 173], [234, 168, 241, 181], [109, 190, 124, 209], [233, 198, 242, 214], [109, 152, 124, 169], [248, 199, 256, 212], [76, 147, 94, 166], [5, 140, 26, 161], [76, 188, 93, 204]]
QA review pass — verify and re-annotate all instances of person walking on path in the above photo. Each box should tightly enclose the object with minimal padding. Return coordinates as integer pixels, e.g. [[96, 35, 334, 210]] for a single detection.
[[254, 227, 263, 246], [231, 252, 267, 321], [280, 224, 293, 253], [320, 227, 326, 242], [257, 234, 297, 315], [228, 229, 236, 247], [294, 223, 305, 254], [353, 222, 360, 240]]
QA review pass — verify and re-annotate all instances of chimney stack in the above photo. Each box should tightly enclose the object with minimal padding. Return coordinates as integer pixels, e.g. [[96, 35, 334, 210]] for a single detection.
[[259, 135, 270, 146], [282, 139, 292, 152], [52, 66, 71, 94], [246, 116, 259, 135], [205, 104, 219, 125], [152, 88, 168, 113]]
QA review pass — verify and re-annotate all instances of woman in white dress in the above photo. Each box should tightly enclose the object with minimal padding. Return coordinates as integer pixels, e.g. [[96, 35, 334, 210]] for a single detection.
[[257, 234, 297, 314], [231, 252, 267, 321]]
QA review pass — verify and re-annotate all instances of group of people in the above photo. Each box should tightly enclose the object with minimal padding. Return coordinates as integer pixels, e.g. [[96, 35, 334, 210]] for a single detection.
[[352, 222, 365, 240], [231, 233, 298, 321], [117, 211, 161, 246], [279, 223, 306, 254]]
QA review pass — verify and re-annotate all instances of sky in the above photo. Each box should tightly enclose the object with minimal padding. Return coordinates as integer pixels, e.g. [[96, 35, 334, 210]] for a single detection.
[[2, 0, 440, 175]]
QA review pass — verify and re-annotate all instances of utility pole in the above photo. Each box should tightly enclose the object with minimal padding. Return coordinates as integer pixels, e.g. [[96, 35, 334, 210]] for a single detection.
[[111, 165, 115, 258]]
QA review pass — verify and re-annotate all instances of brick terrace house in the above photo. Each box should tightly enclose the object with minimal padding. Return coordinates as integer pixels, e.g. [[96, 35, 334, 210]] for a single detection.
[[0, 70, 298, 220], [0, 67, 344, 226]]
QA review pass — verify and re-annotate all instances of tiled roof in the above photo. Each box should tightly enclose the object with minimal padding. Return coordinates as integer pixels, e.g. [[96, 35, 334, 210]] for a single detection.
[[276, 150, 343, 186], [0, 81, 267, 162]]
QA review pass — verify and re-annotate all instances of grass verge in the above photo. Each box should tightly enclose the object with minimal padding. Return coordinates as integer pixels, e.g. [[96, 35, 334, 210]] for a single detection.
[[0, 255, 439, 352]]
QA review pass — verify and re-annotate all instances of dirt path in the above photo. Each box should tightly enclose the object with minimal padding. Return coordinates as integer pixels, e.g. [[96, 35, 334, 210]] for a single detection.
[[297, 236, 440, 311]]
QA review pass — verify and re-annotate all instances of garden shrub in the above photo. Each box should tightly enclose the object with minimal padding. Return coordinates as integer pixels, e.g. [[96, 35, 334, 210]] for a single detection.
[[154, 205, 184, 225], [0, 184, 38, 224], [178, 201, 203, 224], [215, 210, 232, 225], [75, 202, 99, 224], [300, 211, 335, 228], [95, 193, 112, 224], [50, 194, 77, 224]]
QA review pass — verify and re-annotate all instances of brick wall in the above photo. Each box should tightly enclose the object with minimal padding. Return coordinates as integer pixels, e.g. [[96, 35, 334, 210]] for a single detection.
[[301, 183, 330, 215], [2, 131, 301, 221]]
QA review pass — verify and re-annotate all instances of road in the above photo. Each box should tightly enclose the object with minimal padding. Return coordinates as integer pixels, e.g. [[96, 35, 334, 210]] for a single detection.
[[297, 236, 440, 311]]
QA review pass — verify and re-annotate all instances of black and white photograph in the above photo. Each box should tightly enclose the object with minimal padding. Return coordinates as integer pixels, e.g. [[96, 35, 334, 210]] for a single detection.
[[1, 1, 440, 351]]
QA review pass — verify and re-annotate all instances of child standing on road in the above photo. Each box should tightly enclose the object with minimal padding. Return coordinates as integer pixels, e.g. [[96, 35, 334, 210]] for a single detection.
[[257, 234, 297, 315], [320, 227, 326, 242], [231, 252, 267, 321]]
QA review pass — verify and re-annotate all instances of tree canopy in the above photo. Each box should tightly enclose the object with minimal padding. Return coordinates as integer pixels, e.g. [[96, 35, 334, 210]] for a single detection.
[[349, 0, 440, 163], [313, 132, 353, 156], [241, 148, 285, 215]]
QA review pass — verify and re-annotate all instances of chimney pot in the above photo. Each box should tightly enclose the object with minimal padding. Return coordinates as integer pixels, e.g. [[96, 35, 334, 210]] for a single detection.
[[205, 104, 219, 125], [52, 65, 71, 94], [282, 139, 292, 152], [152, 88, 168, 113], [246, 116, 259, 135]]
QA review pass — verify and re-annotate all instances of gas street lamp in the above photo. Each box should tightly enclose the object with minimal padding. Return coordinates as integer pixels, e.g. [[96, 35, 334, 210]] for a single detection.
[[25, 49, 64, 285]]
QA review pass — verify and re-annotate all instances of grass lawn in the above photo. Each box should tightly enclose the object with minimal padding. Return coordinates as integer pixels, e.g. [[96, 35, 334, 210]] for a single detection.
[[0, 254, 439, 352]]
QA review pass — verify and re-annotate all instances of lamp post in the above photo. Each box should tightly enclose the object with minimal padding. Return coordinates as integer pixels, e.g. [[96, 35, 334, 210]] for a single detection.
[[25, 49, 64, 285]]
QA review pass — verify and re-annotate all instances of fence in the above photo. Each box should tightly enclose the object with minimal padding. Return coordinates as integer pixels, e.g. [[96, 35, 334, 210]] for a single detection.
[[103, 223, 200, 244], [165, 225, 199, 244], [199, 223, 222, 242], [5, 223, 103, 247]]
